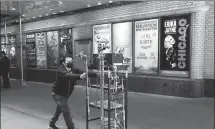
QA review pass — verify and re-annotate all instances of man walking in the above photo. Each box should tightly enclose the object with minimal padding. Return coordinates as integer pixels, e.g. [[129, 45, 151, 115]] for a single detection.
[[0, 51, 10, 88], [49, 55, 92, 129]]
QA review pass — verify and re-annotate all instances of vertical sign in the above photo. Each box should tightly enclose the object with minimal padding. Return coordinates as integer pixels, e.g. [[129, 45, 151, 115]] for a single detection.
[[26, 33, 36, 68], [93, 24, 112, 54], [36, 32, 47, 68], [113, 22, 133, 73], [47, 31, 59, 68], [135, 19, 159, 74], [160, 14, 190, 77]]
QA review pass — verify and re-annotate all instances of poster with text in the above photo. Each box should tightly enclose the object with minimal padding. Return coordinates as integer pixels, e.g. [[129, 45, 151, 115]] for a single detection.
[[36, 32, 47, 68], [26, 33, 37, 68], [47, 31, 59, 68], [134, 19, 159, 74], [93, 24, 112, 54], [160, 14, 190, 77], [113, 22, 133, 73]]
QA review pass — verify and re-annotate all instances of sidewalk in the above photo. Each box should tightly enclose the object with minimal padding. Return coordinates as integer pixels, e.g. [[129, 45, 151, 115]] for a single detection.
[[1, 79, 214, 129]]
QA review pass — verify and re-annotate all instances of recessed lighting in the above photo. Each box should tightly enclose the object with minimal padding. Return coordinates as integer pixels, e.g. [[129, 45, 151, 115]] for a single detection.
[[97, 2, 102, 5], [45, 14, 49, 16], [50, 8, 53, 11], [53, 12, 56, 14], [109, 1, 113, 3], [11, 7, 16, 10], [58, 1, 63, 5], [87, 4, 91, 7], [22, 15, 25, 17], [39, 15, 42, 17], [33, 17, 36, 19], [60, 10, 64, 13]]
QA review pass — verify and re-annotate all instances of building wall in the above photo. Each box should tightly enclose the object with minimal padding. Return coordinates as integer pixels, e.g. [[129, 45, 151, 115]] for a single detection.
[[1, 1, 214, 97], [204, 1, 214, 79]]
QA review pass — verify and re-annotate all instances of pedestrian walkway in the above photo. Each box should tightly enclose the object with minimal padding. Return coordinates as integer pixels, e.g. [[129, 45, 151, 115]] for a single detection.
[[1, 79, 214, 129]]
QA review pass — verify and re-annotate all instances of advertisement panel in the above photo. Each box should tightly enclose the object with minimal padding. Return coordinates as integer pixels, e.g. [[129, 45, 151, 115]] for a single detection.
[[8, 35, 17, 67], [113, 22, 133, 73], [36, 32, 47, 68], [134, 19, 159, 74], [160, 14, 190, 77], [93, 24, 112, 54], [26, 33, 37, 68], [47, 31, 59, 68]]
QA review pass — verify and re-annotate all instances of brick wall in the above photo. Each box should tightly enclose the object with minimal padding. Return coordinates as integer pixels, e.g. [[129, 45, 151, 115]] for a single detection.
[[204, 1, 214, 79]]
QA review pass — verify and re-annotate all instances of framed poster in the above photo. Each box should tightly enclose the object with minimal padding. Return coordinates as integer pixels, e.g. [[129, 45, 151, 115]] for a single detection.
[[36, 32, 47, 68], [134, 19, 159, 75], [8, 35, 17, 67], [160, 14, 190, 77], [59, 29, 73, 59], [93, 24, 112, 54], [113, 22, 133, 73], [26, 33, 37, 68], [47, 31, 59, 68]]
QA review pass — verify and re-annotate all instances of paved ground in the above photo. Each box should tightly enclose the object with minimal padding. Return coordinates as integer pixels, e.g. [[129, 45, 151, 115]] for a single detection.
[[1, 79, 214, 129]]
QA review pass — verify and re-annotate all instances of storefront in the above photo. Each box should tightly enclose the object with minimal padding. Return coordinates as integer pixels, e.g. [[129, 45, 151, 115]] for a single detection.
[[1, 1, 214, 98]]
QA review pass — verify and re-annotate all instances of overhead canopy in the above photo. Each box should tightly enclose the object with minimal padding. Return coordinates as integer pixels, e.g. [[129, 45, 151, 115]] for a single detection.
[[1, 10, 21, 21]]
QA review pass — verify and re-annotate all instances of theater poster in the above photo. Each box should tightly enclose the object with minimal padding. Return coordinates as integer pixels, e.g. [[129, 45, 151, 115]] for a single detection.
[[93, 24, 112, 54], [59, 29, 73, 59], [47, 31, 59, 68], [113, 22, 133, 73], [134, 19, 159, 75], [36, 32, 47, 68], [26, 33, 37, 68], [8, 35, 17, 67], [160, 14, 190, 77]]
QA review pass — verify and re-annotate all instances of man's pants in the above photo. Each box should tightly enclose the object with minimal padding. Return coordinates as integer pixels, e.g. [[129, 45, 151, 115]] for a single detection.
[[50, 94, 74, 128], [0, 72, 10, 87]]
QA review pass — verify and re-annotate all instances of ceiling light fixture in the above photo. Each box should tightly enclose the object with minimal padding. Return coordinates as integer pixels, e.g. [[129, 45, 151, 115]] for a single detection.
[[39, 15, 42, 17], [87, 4, 91, 7], [53, 12, 56, 14], [11, 7, 16, 10], [33, 17, 36, 19], [22, 15, 25, 17], [50, 8, 53, 11], [45, 14, 49, 16], [97, 2, 102, 5], [109, 1, 113, 3], [60, 10, 64, 13]]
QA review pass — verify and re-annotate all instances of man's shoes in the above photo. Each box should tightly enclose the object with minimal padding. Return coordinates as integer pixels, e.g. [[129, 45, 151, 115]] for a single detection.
[[49, 123, 59, 129]]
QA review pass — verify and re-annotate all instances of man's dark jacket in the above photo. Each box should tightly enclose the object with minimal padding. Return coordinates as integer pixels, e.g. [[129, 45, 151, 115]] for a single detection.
[[52, 65, 97, 98]]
